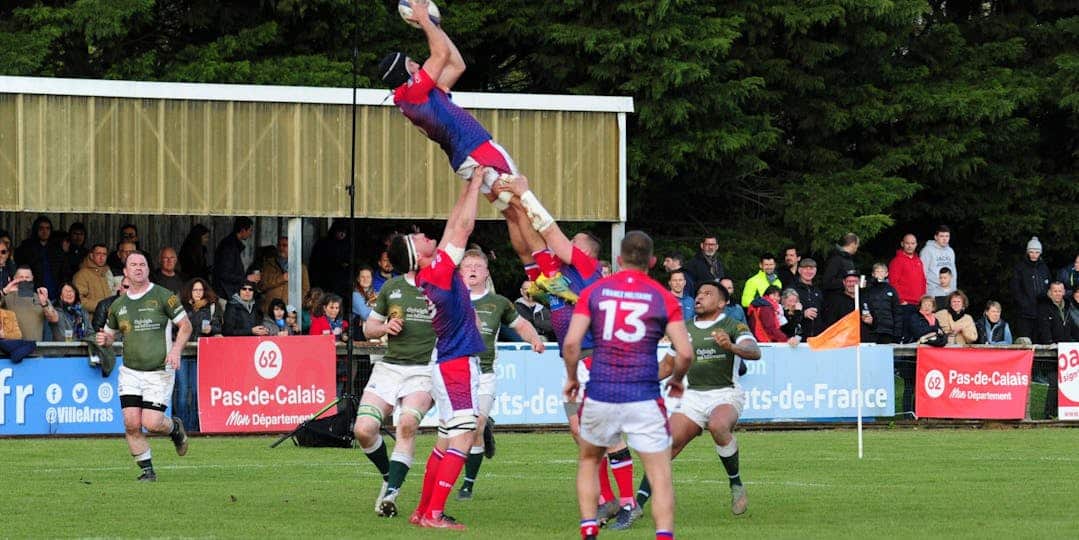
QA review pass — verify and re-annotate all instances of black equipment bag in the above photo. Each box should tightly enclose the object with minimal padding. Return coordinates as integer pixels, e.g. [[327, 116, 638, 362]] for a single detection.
[[292, 396, 358, 448]]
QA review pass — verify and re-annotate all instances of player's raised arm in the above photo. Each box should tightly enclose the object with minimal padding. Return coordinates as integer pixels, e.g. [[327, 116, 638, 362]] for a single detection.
[[664, 319, 693, 398], [434, 25, 466, 91], [495, 175, 577, 263], [410, 0, 450, 84], [438, 166, 486, 252]]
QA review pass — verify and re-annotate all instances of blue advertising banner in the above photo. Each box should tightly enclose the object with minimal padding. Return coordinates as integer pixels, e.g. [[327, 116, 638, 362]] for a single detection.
[[0, 357, 126, 435], [738, 344, 895, 421], [420, 343, 895, 425]]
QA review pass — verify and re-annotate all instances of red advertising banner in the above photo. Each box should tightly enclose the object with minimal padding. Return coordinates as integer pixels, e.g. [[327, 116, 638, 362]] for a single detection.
[[197, 336, 336, 433], [1057, 342, 1079, 420], [916, 348, 1033, 420]]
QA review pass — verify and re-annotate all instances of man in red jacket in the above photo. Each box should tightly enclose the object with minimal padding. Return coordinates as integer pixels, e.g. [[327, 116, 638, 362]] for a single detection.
[[888, 234, 926, 343]]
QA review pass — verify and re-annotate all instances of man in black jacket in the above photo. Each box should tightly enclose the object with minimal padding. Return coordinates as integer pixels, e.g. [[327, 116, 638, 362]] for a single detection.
[[1010, 236, 1050, 341], [790, 258, 823, 337], [213, 217, 254, 300], [1035, 282, 1078, 418], [222, 280, 269, 336], [685, 236, 725, 285], [862, 264, 900, 344], [820, 233, 859, 302]]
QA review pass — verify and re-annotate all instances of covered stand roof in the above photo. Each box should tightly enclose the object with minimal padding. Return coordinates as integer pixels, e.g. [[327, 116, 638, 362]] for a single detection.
[[0, 76, 632, 222]]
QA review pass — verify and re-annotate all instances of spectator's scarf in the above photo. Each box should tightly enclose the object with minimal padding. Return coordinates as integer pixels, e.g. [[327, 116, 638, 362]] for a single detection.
[[62, 303, 87, 339], [946, 307, 966, 321]]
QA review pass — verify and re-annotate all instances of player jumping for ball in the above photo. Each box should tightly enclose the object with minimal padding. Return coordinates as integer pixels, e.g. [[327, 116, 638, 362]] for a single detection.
[[615, 280, 761, 531], [378, 0, 517, 197], [385, 166, 488, 531], [494, 175, 642, 524], [563, 231, 694, 540]]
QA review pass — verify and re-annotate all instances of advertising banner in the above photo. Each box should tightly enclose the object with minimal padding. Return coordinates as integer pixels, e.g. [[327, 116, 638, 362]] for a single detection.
[[418, 343, 895, 425], [1057, 342, 1079, 420], [915, 348, 1033, 420], [198, 336, 336, 433], [0, 357, 124, 435]]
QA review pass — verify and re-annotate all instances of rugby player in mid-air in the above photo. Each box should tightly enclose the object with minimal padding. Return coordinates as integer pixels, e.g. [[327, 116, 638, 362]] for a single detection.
[[455, 249, 545, 500], [494, 175, 641, 523], [615, 280, 761, 530], [563, 231, 694, 540], [385, 166, 488, 530], [378, 0, 517, 196]]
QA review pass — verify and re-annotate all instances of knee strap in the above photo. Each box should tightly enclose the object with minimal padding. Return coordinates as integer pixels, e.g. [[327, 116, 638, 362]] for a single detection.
[[356, 404, 384, 424], [399, 405, 426, 424], [437, 414, 477, 439]]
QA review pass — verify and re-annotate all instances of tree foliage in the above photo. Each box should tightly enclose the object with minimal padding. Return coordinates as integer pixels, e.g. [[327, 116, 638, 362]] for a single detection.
[[1, 0, 1076, 306]]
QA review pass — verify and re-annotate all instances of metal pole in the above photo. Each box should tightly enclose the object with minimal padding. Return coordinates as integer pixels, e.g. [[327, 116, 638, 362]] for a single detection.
[[345, 14, 359, 396]]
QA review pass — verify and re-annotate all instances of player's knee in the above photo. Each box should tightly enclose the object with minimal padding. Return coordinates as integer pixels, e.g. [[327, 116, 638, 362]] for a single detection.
[[438, 414, 477, 439], [353, 404, 384, 440]]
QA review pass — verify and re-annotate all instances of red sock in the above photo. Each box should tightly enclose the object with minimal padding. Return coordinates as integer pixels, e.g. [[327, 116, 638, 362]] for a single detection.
[[532, 249, 560, 277], [598, 455, 615, 504], [426, 448, 468, 518], [524, 263, 540, 282], [416, 448, 444, 517], [609, 449, 635, 506], [580, 519, 599, 539]]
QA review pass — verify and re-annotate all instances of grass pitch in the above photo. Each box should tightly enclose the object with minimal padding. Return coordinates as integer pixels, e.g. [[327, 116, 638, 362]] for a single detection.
[[1, 428, 1076, 538]]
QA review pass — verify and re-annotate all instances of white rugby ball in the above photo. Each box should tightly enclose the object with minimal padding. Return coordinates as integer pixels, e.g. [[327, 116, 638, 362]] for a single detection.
[[398, 0, 442, 29]]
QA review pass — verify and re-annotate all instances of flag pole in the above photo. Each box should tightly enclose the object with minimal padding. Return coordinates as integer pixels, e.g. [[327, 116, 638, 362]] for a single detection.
[[855, 278, 864, 459]]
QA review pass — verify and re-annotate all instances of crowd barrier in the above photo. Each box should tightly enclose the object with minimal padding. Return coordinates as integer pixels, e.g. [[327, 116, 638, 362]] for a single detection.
[[0, 339, 1070, 435]]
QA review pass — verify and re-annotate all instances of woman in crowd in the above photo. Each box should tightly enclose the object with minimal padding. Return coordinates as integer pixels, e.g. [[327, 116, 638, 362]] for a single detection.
[[0, 238, 15, 288], [301, 287, 324, 334], [179, 224, 212, 280], [308, 293, 348, 341], [181, 277, 222, 339], [264, 298, 299, 336], [935, 290, 978, 345], [779, 288, 804, 345], [976, 300, 1013, 345], [48, 282, 93, 341], [351, 266, 378, 322], [909, 295, 947, 346]]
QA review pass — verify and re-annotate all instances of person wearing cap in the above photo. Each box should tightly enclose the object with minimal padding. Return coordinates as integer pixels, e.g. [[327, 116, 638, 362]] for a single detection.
[[821, 269, 872, 329], [1010, 236, 1051, 341], [791, 258, 823, 337], [377, 0, 518, 200], [888, 233, 926, 342]]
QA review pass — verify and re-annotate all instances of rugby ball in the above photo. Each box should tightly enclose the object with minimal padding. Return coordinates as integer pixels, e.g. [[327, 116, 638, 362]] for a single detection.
[[398, 0, 442, 29]]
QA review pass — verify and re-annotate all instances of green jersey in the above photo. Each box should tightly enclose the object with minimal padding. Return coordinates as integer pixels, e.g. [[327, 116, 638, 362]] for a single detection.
[[106, 284, 186, 372], [685, 314, 755, 390], [471, 291, 520, 373], [372, 275, 436, 366]]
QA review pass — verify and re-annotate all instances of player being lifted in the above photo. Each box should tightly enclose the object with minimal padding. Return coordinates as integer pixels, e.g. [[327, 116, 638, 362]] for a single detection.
[[353, 253, 438, 518], [378, 0, 517, 196], [96, 251, 192, 481], [493, 176, 641, 523], [455, 249, 545, 500], [385, 167, 488, 530], [615, 280, 761, 531], [563, 231, 693, 540]]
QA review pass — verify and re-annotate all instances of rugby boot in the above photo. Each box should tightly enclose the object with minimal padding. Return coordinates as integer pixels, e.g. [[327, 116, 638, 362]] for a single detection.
[[170, 417, 189, 457], [731, 483, 748, 515], [536, 273, 578, 304]]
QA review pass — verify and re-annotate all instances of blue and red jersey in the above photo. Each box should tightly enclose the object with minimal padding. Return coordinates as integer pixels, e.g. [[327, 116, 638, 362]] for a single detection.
[[574, 269, 684, 403], [549, 247, 601, 352], [416, 249, 486, 363], [394, 69, 493, 172]]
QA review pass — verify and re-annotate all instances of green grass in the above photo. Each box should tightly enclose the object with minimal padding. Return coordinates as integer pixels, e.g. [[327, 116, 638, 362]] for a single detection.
[[1, 429, 1077, 538]]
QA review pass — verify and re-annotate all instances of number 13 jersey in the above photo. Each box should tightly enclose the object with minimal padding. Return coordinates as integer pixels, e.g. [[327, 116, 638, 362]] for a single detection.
[[573, 269, 684, 403]]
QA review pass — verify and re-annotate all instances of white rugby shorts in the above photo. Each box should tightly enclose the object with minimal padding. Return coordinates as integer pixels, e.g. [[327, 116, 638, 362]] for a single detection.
[[117, 365, 175, 409], [578, 397, 671, 454], [363, 361, 433, 406], [476, 372, 496, 417], [672, 387, 746, 428]]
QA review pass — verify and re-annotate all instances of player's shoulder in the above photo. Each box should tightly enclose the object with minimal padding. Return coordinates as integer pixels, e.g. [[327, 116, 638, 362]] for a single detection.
[[719, 315, 753, 337], [492, 293, 514, 308]]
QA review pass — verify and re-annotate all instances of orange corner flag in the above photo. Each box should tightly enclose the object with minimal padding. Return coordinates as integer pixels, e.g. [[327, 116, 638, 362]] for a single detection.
[[808, 309, 861, 350]]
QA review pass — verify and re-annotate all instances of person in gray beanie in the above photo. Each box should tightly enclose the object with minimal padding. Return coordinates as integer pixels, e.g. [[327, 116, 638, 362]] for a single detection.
[[1010, 236, 1051, 340]]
